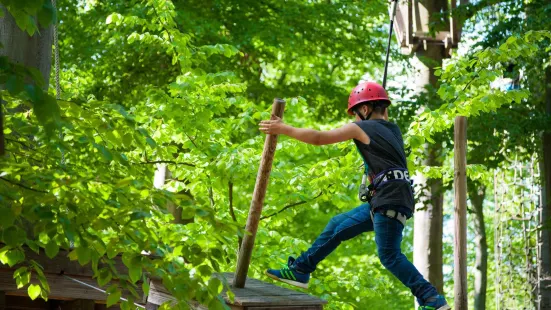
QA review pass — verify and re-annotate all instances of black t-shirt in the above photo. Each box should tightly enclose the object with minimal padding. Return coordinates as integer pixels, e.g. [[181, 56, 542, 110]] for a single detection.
[[353, 119, 414, 216]]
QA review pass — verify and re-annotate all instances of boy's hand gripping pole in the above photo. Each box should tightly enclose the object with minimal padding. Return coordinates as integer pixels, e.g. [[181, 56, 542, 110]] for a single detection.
[[233, 98, 286, 288]]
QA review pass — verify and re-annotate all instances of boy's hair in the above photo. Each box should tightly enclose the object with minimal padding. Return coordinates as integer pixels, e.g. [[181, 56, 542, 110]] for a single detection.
[[356, 100, 389, 115]]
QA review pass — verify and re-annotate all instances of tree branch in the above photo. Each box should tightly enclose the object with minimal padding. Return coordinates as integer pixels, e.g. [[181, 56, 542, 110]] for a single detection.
[[228, 182, 237, 222], [208, 185, 215, 211], [138, 160, 195, 167], [0, 177, 48, 193], [228, 181, 242, 248], [260, 190, 326, 220]]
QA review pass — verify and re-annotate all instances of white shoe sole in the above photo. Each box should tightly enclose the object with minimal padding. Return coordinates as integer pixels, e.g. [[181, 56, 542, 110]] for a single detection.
[[265, 271, 309, 289], [437, 305, 452, 310]]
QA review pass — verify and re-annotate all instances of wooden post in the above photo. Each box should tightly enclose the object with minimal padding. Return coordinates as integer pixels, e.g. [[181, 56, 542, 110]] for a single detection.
[[454, 116, 468, 309], [233, 98, 286, 288]]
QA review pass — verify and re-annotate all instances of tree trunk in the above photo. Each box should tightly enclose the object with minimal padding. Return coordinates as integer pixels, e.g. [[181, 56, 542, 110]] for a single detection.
[[0, 6, 53, 86], [469, 180, 487, 310], [413, 38, 446, 302], [0, 5, 53, 156], [538, 64, 551, 310], [154, 165, 184, 224], [414, 145, 444, 293]]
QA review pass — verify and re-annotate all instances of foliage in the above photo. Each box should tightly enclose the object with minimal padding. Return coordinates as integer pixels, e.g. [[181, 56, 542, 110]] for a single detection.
[[1, 0, 550, 309], [0, 0, 56, 36], [405, 31, 551, 178]]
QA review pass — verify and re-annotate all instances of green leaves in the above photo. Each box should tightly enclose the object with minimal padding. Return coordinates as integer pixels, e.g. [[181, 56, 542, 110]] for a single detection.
[[105, 13, 122, 25], [44, 240, 59, 259], [1, 0, 56, 35], [3, 226, 26, 247], [405, 31, 551, 174], [14, 267, 31, 289], [28, 284, 41, 300], [106, 287, 122, 307], [36, 1, 55, 28], [98, 268, 113, 287], [76, 247, 92, 266]]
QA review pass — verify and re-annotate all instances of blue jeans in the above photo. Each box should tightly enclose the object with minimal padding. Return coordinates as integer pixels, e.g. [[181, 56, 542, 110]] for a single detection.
[[294, 203, 438, 300]]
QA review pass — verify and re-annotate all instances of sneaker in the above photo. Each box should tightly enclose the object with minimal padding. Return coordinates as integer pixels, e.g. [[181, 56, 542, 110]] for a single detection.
[[418, 295, 451, 310], [265, 256, 310, 289]]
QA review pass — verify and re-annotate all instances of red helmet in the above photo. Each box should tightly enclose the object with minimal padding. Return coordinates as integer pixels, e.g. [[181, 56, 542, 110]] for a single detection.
[[347, 82, 391, 115]]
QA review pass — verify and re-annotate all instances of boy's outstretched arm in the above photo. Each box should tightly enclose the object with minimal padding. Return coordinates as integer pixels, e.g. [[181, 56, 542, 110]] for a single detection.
[[259, 116, 370, 146]]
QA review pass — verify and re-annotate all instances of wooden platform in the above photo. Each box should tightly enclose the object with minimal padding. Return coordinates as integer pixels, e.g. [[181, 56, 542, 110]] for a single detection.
[[0, 247, 142, 309], [147, 273, 327, 310]]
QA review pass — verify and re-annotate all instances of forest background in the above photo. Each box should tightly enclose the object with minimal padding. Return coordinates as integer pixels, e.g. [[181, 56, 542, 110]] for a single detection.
[[0, 0, 550, 309]]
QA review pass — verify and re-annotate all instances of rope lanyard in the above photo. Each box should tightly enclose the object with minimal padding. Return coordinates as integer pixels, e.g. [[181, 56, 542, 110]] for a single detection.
[[52, 0, 65, 166], [382, 0, 398, 90]]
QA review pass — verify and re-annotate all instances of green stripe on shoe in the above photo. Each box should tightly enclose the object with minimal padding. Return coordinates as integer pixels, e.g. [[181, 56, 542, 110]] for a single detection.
[[288, 271, 297, 281]]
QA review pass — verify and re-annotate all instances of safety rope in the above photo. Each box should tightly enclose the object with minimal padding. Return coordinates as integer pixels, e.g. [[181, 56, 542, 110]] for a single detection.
[[63, 275, 146, 309], [52, 0, 64, 166], [382, 0, 398, 89]]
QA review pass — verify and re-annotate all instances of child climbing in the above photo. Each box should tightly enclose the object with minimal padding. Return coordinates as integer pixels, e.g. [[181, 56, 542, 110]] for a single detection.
[[259, 82, 451, 310]]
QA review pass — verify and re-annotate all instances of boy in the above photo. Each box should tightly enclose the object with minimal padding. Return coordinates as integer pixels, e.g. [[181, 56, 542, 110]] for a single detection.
[[259, 82, 450, 310]]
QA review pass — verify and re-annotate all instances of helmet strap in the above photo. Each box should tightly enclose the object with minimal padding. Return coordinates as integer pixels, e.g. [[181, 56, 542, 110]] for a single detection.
[[353, 108, 366, 121], [354, 104, 373, 121]]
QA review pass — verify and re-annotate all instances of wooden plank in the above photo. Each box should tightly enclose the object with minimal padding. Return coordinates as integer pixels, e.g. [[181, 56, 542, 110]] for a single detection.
[[0, 247, 128, 277], [93, 304, 120, 310], [145, 302, 160, 310], [148, 273, 326, 308], [219, 274, 326, 306], [230, 295, 326, 307], [59, 299, 95, 310], [247, 306, 322, 310], [392, 3, 406, 46], [0, 270, 143, 303], [233, 99, 286, 288], [147, 280, 175, 307], [5, 295, 49, 309]]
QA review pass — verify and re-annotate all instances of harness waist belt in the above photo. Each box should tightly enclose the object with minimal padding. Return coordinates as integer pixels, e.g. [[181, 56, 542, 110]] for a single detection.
[[371, 168, 412, 190], [379, 209, 407, 226], [370, 209, 407, 226]]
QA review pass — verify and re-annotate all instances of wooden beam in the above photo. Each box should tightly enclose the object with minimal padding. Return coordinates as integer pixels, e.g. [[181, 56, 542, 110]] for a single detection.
[[59, 299, 95, 310], [450, 0, 459, 45], [5, 295, 49, 309], [233, 98, 286, 288], [1, 247, 128, 277], [0, 270, 143, 303], [453, 116, 468, 310], [406, 0, 413, 46], [147, 279, 175, 307]]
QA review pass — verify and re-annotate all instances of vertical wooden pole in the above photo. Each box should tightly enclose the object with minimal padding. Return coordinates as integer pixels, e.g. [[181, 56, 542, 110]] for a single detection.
[[454, 115, 468, 310], [233, 98, 286, 288]]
